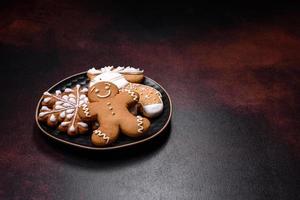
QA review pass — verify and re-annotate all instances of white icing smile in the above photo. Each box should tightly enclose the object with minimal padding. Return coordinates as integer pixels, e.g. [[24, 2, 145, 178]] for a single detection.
[[96, 90, 111, 98], [92, 83, 112, 98]]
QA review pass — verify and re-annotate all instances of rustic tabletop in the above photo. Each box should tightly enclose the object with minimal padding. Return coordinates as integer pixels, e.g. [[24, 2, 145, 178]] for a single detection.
[[0, 1, 299, 200]]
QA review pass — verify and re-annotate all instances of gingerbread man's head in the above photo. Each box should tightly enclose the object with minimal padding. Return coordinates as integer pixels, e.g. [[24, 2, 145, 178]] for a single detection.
[[88, 81, 119, 102]]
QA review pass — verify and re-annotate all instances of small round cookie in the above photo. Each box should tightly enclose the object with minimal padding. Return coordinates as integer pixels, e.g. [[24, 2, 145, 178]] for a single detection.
[[78, 81, 151, 147]]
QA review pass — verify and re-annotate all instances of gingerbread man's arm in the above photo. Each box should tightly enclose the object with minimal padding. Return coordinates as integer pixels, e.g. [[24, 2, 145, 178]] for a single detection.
[[118, 89, 140, 105], [78, 102, 98, 121]]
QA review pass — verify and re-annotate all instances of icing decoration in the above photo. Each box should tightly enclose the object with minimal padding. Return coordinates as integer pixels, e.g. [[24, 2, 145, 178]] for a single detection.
[[69, 98, 76, 103], [66, 113, 74, 119], [82, 103, 91, 117], [38, 85, 89, 135], [93, 130, 110, 144], [87, 67, 102, 75], [77, 122, 88, 128], [62, 95, 68, 100], [122, 89, 138, 101], [142, 104, 164, 118], [59, 111, 66, 118], [55, 90, 61, 95], [97, 91, 111, 98], [87, 66, 144, 75], [39, 112, 47, 117], [104, 101, 115, 115], [91, 83, 112, 98], [89, 72, 129, 88], [61, 121, 70, 126], [50, 114, 56, 122], [68, 125, 75, 133], [80, 94, 86, 99], [64, 88, 73, 93], [43, 97, 51, 103], [66, 109, 74, 114], [114, 66, 144, 74], [55, 101, 63, 105], [80, 88, 89, 93], [55, 105, 64, 110], [41, 106, 50, 111], [136, 115, 144, 133]]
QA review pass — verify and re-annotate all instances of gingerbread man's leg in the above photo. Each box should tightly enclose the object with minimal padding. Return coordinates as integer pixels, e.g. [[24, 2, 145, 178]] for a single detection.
[[91, 122, 120, 146], [119, 115, 150, 137]]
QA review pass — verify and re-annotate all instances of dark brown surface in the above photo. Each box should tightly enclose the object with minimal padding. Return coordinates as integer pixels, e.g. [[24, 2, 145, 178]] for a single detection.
[[0, 1, 299, 199]]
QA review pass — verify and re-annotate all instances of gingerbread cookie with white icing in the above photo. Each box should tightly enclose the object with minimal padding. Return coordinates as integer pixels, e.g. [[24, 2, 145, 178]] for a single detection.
[[123, 83, 163, 118], [78, 81, 150, 147], [38, 85, 90, 136], [87, 66, 144, 83], [87, 67, 164, 118]]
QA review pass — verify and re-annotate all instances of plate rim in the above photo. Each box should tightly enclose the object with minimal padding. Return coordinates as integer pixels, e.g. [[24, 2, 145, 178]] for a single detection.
[[35, 71, 173, 150]]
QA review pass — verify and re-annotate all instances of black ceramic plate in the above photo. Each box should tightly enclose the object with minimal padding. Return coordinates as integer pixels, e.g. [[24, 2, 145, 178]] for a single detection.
[[35, 72, 172, 150]]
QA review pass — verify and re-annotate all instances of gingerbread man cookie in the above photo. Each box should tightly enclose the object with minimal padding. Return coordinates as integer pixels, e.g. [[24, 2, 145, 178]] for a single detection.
[[38, 85, 90, 136], [78, 81, 150, 147], [87, 67, 164, 118]]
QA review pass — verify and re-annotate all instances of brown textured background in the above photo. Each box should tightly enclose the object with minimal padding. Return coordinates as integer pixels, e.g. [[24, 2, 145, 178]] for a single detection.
[[0, 1, 299, 199]]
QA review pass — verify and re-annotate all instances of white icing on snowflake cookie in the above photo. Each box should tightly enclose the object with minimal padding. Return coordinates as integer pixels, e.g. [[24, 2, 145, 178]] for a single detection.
[[38, 84, 90, 136]]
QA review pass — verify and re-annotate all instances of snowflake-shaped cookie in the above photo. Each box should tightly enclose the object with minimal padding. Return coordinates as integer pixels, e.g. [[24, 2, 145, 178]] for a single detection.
[[38, 84, 90, 136]]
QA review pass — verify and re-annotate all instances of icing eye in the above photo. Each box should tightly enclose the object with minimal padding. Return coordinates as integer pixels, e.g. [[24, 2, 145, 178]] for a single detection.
[[95, 89, 99, 93], [105, 86, 109, 90]]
